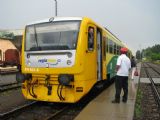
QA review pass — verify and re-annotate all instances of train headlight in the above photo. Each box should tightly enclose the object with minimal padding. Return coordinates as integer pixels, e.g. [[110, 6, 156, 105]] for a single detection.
[[67, 52, 72, 58], [67, 60, 72, 65], [58, 74, 74, 86]]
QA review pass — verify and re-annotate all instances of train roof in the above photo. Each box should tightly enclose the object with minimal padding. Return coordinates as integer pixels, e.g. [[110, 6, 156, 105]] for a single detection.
[[27, 17, 83, 25]]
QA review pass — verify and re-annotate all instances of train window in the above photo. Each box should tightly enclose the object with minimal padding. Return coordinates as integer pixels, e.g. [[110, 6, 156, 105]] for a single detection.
[[119, 46, 121, 54], [103, 37, 106, 57], [117, 45, 120, 55], [25, 21, 80, 51], [25, 26, 37, 51], [127, 52, 129, 57], [106, 37, 108, 53], [88, 27, 94, 51], [119, 46, 122, 55], [114, 43, 117, 54], [109, 40, 113, 54], [127, 52, 130, 58], [118, 46, 121, 55]]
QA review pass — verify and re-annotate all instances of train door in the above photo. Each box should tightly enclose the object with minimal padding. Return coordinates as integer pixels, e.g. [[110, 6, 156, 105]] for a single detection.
[[97, 28, 102, 81], [87, 25, 97, 81]]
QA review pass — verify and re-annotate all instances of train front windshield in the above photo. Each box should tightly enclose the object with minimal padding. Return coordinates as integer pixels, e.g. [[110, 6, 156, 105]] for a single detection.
[[25, 21, 81, 51]]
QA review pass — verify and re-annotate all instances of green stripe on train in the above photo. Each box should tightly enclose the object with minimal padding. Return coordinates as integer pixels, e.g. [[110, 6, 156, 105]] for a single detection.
[[107, 55, 118, 78]]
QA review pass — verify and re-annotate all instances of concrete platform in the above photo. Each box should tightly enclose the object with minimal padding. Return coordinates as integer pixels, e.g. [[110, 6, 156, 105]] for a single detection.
[[0, 66, 18, 74], [0, 66, 17, 71], [75, 64, 141, 120], [140, 78, 160, 83]]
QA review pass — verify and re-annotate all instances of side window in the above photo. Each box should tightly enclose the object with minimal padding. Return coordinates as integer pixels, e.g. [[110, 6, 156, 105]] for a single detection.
[[88, 27, 94, 51], [106, 37, 108, 53], [103, 37, 106, 56], [127, 51, 130, 58], [114, 42, 117, 54], [109, 40, 113, 54], [117, 45, 120, 55], [119, 46, 122, 54]]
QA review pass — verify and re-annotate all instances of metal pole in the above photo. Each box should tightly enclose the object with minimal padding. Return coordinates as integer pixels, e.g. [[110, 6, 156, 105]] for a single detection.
[[54, 0, 57, 16]]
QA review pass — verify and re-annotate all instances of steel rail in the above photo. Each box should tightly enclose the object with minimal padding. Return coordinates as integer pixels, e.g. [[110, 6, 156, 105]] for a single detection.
[[146, 62, 160, 75], [143, 63, 160, 108], [0, 83, 21, 92], [0, 82, 18, 87], [0, 101, 37, 119], [44, 106, 69, 120]]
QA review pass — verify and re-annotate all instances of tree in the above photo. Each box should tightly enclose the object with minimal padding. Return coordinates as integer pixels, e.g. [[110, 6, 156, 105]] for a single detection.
[[151, 53, 160, 61], [0, 31, 14, 39], [136, 50, 141, 60], [142, 44, 160, 61]]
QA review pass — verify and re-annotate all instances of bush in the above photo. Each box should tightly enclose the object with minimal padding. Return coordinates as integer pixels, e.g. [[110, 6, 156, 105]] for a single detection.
[[151, 53, 160, 61]]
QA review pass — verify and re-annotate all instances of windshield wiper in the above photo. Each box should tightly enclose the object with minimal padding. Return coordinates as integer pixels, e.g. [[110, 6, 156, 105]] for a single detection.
[[33, 25, 39, 49]]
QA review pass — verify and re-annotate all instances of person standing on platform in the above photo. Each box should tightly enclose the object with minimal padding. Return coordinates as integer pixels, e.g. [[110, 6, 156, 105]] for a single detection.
[[112, 47, 131, 103], [131, 56, 137, 80]]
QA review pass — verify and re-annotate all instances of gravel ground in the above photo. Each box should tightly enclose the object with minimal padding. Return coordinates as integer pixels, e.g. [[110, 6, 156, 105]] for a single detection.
[[0, 73, 29, 114], [0, 74, 17, 85], [0, 89, 28, 113], [133, 83, 160, 120], [134, 62, 160, 120]]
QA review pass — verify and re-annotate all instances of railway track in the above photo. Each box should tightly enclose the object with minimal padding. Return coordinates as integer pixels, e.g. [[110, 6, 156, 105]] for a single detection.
[[141, 62, 160, 78], [133, 62, 160, 120], [0, 101, 69, 120], [43, 106, 69, 120], [0, 79, 113, 120], [0, 101, 37, 119], [147, 62, 160, 75], [0, 82, 21, 93], [143, 62, 160, 108], [0, 73, 113, 120]]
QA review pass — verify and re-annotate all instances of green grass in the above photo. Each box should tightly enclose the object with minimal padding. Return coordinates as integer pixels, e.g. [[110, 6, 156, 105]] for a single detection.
[[154, 61, 160, 64], [134, 89, 143, 118]]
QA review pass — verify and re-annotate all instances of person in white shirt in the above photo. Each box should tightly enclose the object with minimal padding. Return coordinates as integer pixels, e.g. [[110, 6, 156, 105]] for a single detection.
[[112, 47, 131, 103]]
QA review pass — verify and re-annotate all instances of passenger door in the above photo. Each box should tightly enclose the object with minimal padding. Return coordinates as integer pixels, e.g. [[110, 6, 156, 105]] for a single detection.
[[86, 25, 97, 81], [97, 28, 102, 81]]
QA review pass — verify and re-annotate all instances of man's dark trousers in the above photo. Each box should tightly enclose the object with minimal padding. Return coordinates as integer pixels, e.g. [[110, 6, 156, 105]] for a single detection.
[[115, 76, 128, 102]]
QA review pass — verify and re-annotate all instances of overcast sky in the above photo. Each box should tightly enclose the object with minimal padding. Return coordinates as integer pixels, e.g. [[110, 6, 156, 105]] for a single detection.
[[0, 0, 160, 54]]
